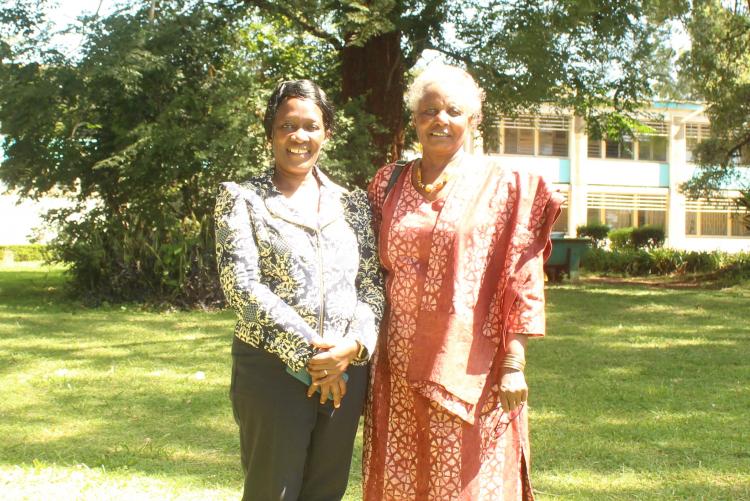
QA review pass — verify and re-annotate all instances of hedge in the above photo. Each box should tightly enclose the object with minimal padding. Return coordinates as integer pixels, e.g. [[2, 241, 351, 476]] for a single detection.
[[608, 227, 635, 250], [576, 223, 610, 248], [0, 244, 48, 262], [581, 248, 750, 278]]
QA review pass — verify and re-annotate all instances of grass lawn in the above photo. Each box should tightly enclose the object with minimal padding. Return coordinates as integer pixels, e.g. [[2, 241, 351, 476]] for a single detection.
[[1, 263, 749, 500]]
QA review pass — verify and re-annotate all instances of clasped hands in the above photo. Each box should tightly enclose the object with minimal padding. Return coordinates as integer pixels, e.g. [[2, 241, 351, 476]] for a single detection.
[[306, 337, 359, 408]]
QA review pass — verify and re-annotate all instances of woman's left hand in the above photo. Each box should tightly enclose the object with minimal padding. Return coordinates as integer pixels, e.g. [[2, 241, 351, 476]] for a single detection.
[[499, 368, 528, 413], [307, 337, 359, 385], [307, 373, 347, 408]]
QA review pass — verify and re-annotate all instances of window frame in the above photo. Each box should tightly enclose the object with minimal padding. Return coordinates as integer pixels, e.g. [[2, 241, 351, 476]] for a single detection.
[[498, 115, 570, 158]]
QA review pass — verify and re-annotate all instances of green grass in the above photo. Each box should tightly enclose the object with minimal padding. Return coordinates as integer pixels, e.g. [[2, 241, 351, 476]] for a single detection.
[[531, 280, 750, 500], [1, 263, 748, 500]]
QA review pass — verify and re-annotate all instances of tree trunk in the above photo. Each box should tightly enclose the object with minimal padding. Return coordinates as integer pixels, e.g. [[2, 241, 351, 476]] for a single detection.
[[341, 30, 405, 179]]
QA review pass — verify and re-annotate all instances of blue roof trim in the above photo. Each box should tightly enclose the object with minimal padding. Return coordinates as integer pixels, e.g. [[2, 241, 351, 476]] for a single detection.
[[651, 101, 703, 111]]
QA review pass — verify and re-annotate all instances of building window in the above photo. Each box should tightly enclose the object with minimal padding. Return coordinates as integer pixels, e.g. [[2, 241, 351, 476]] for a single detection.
[[484, 121, 501, 154], [538, 116, 569, 157], [539, 130, 568, 156], [587, 139, 602, 158], [685, 212, 698, 235], [588, 207, 647, 228], [553, 206, 569, 233], [637, 209, 666, 228], [731, 213, 750, 237], [588, 119, 668, 161], [701, 212, 728, 236], [685, 123, 710, 163], [637, 120, 669, 162], [500, 115, 569, 157], [587, 192, 667, 230], [552, 189, 570, 233], [638, 136, 668, 161], [587, 208, 602, 224], [605, 209, 633, 228], [685, 197, 750, 237], [605, 137, 634, 159], [504, 127, 534, 155]]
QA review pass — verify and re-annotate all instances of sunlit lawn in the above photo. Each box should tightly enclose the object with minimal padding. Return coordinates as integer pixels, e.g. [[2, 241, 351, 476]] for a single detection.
[[1, 263, 748, 500]]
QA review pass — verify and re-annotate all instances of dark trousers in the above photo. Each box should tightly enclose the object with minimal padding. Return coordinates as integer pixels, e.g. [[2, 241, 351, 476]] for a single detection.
[[230, 346, 367, 501]]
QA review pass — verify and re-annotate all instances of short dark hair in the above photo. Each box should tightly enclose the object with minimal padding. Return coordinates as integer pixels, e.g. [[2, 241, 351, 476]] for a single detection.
[[263, 79, 335, 140]]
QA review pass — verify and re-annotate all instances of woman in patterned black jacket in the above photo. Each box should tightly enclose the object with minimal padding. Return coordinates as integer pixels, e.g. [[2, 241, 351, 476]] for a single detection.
[[214, 80, 384, 501]]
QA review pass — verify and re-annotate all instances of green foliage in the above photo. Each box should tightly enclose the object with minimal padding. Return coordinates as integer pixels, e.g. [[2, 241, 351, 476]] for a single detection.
[[737, 189, 750, 231], [0, 244, 47, 262], [250, 0, 687, 159], [630, 225, 665, 249], [608, 227, 635, 250], [607, 225, 665, 250], [649, 247, 686, 274], [1, 3, 276, 304], [0, 0, 692, 304], [722, 251, 750, 281], [679, 0, 750, 196], [582, 247, 750, 278], [320, 97, 382, 189], [576, 223, 610, 248]]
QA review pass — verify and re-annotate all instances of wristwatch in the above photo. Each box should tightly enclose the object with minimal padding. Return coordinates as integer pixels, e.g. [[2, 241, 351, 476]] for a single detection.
[[355, 341, 368, 361]]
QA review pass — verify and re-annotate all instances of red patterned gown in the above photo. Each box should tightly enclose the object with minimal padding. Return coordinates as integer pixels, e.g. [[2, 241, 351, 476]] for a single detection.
[[363, 157, 562, 501]]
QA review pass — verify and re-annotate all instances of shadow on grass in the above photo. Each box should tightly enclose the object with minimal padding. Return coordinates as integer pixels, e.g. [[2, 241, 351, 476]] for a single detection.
[[534, 481, 750, 501], [527, 284, 750, 497], [3, 269, 749, 498], [0, 268, 242, 489]]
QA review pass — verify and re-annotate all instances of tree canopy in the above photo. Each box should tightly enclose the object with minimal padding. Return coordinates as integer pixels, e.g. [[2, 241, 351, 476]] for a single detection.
[[678, 0, 750, 197], [0, 0, 692, 303], [245, 0, 686, 172]]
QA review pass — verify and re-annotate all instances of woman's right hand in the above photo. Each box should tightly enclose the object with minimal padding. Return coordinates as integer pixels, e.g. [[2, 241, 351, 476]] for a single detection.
[[307, 372, 347, 408], [499, 367, 528, 413]]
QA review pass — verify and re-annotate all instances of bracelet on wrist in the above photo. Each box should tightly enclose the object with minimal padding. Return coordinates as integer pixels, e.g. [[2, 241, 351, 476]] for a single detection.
[[502, 353, 526, 372]]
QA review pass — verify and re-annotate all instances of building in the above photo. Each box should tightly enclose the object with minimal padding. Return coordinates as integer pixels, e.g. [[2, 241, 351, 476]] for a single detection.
[[479, 102, 750, 252]]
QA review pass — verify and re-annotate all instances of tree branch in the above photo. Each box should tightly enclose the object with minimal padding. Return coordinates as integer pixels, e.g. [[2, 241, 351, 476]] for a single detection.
[[244, 0, 343, 51], [727, 132, 750, 162], [402, 0, 446, 69], [424, 42, 511, 85]]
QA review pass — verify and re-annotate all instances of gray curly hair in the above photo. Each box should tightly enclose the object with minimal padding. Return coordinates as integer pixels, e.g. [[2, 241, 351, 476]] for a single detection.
[[405, 63, 485, 121]]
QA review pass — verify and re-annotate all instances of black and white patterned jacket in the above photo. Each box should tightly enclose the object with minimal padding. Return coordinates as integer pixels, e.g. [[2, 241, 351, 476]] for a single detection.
[[214, 167, 385, 372]]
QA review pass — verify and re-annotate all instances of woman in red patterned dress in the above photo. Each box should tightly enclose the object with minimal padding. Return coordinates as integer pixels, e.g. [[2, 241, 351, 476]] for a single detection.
[[364, 64, 562, 501]]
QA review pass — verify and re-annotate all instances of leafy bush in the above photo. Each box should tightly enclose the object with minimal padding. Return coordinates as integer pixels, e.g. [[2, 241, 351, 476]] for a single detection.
[[684, 251, 725, 273], [580, 248, 610, 273], [608, 227, 635, 250], [631, 225, 665, 249], [721, 252, 750, 280], [581, 248, 749, 278], [577, 223, 610, 248], [0, 245, 48, 262], [624, 249, 654, 275], [649, 248, 686, 274]]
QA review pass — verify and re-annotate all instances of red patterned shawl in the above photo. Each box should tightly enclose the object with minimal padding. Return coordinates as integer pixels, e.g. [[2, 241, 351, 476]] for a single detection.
[[377, 156, 562, 424]]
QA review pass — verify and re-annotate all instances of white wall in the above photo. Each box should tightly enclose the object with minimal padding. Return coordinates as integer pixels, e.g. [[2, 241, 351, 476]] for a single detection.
[[680, 237, 750, 253], [585, 159, 666, 187]]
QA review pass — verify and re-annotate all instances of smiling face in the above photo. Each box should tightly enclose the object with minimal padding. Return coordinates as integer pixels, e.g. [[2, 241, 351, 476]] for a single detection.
[[271, 97, 328, 178], [413, 82, 474, 158]]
